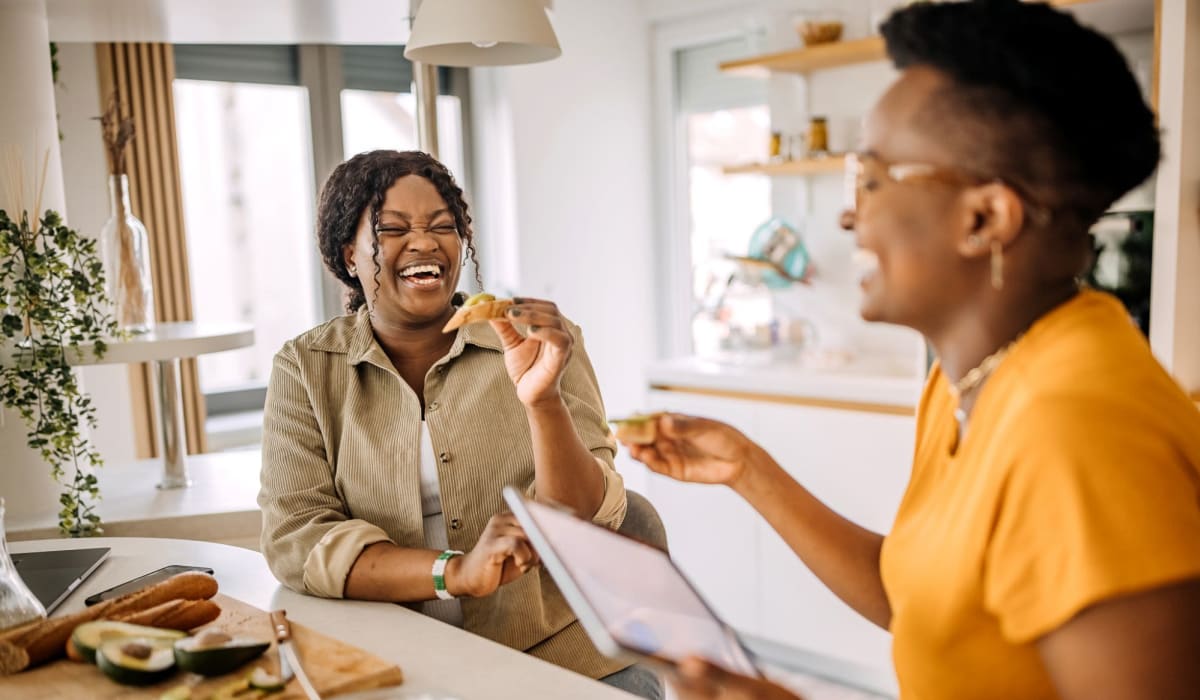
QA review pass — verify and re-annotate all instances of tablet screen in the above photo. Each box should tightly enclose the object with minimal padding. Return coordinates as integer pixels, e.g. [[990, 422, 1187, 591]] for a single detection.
[[522, 498, 758, 676]]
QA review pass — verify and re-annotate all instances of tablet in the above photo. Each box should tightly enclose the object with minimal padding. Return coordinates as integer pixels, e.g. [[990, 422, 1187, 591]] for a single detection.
[[502, 486, 759, 676], [12, 547, 110, 613]]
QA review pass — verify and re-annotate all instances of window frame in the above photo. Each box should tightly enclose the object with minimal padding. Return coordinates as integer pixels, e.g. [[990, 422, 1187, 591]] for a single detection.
[[652, 18, 768, 359], [173, 44, 471, 418]]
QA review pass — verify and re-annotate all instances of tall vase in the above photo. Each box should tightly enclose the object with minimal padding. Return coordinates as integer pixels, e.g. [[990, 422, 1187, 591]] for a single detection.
[[100, 174, 155, 333], [0, 498, 47, 632]]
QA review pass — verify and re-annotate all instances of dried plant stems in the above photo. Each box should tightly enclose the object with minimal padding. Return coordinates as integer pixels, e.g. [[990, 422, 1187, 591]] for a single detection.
[[98, 93, 135, 176], [2, 146, 49, 337], [109, 184, 148, 327]]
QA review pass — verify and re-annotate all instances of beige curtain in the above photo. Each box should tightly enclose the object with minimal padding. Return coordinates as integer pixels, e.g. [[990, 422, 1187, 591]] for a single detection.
[[95, 43, 207, 457]]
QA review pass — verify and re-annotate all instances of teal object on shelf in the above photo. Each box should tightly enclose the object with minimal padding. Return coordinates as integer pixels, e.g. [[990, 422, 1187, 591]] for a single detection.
[[747, 217, 809, 289]]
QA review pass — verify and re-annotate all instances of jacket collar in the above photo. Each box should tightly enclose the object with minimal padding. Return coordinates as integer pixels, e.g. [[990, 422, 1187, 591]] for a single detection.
[[309, 306, 504, 372]]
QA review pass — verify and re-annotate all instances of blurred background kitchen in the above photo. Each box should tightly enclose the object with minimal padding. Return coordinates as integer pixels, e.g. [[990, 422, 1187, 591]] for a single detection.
[[1, 0, 1194, 697]]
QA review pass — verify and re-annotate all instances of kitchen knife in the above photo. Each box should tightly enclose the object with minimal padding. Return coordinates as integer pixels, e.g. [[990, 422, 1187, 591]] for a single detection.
[[271, 609, 322, 700]]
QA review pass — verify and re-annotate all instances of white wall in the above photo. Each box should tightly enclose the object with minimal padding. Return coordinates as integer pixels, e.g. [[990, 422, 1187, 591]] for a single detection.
[[54, 42, 140, 468], [0, 41, 140, 528], [470, 0, 657, 491]]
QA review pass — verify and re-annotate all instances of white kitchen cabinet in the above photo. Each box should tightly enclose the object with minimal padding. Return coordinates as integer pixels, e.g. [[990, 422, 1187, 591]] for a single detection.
[[753, 404, 913, 688], [644, 390, 763, 633]]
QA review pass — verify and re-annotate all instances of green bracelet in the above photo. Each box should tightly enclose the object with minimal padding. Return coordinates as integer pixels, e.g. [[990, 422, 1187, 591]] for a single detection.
[[432, 549, 465, 600]]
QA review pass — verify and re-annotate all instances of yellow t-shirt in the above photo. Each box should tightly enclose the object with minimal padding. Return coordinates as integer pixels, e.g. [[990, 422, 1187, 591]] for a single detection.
[[880, 290, 1200, 699]]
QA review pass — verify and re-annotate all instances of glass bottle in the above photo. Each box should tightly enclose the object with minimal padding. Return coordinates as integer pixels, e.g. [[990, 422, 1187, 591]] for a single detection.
[[0, 498, 47, 631], [100, 174, 156, 333]]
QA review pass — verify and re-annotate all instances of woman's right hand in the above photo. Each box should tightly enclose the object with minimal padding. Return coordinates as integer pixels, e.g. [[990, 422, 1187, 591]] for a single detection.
[[623, 413, 757, 488], [444, 512, 539, 599]]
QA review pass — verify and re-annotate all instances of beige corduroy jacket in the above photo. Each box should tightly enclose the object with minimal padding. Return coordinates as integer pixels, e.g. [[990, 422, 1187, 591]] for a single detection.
[[258, 308, 628, 679]]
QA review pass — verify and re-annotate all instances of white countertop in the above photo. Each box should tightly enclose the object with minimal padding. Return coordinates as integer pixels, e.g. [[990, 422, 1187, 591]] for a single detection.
[[8, 537, 634, 699], [646, 356, 924, 409]]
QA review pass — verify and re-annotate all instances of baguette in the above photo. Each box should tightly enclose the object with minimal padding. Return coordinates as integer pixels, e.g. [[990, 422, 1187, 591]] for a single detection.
[[0, 641, 30, 675], [0, 570, 219, 674], [112, 598, 221, 631], [103, 571, 218, 618]]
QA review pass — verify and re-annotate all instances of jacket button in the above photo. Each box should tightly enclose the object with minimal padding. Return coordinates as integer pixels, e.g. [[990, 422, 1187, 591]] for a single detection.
[[450, 518, 462, 530], [439, 452, 449, 463], [428, 401, 439, 412]]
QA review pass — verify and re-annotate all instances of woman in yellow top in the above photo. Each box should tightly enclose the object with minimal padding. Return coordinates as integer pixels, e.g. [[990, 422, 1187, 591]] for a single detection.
[[258, 150, 661, 699], [626, 2, 1200, 699]]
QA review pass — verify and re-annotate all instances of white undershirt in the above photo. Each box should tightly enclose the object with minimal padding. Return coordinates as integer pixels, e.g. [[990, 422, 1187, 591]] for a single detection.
[[419, 420, 464, 627]]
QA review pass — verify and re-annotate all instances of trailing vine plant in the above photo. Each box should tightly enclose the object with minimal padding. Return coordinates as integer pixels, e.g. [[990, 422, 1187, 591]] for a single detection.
[[0, 151, 118, 535]]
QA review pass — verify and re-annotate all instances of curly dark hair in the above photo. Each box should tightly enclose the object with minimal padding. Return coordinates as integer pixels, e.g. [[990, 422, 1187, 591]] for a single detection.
[[317, 150, 482, 312], [881, 0, 1159, 234]]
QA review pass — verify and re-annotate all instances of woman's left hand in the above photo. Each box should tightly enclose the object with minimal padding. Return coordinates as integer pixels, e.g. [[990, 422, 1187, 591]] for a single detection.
[[490, 297, 573, 408], [670, 658, 806, 700]]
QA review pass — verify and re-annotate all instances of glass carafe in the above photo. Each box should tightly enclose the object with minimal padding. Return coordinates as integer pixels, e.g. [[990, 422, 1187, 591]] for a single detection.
[[0, 498, 47, 631], [100, 174, 156, 333]]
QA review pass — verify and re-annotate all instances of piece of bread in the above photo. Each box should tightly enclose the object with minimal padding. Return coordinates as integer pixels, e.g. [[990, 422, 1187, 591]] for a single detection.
[[0, 570, 219, 674], [609, 413, 663, 445], [442, 293, 513, 333], [112, 598, 222, 632]]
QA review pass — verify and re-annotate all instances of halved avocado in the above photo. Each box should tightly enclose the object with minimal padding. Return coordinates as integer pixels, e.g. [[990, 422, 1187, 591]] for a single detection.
[[72, 620, 186, 664], [247, 666, 286, 691], [96, 637, 177, 686], [174, 635, 270, 676]]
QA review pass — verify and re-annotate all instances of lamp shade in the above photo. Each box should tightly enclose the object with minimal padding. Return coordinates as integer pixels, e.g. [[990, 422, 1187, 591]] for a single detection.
[[404, 0, 561, 67]]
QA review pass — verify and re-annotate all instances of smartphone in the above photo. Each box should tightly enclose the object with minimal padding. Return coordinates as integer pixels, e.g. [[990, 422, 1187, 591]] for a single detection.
[[84, 564, 214, 606]]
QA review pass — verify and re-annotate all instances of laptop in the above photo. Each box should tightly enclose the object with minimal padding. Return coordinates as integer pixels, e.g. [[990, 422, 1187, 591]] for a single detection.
[[11, 547, 110, 613], [502, 487, 760, 676]]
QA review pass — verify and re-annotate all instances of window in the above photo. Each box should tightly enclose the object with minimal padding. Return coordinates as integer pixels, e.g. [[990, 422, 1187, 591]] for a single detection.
[[172, 45, 470, 441], [674, 40, 770, 356], [339, 46, 466, 176]]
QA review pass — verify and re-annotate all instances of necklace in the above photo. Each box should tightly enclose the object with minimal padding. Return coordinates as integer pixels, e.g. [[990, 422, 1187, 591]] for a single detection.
[[949, 338, 1020, 436], [949, 340, 1018, 399]]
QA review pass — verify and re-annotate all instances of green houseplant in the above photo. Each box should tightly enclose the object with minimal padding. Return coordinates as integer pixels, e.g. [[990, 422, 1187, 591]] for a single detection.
[[0, 155, 118, 536]]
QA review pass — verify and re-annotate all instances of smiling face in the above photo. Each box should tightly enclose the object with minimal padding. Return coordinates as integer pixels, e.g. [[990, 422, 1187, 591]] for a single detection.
[[846, 67, 995, 334], [342, 175, 463, 326]]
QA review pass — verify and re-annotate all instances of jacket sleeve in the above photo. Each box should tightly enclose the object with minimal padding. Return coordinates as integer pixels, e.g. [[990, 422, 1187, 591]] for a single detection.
[[258, 341, 393, 597], [556, 323, 628, 529]]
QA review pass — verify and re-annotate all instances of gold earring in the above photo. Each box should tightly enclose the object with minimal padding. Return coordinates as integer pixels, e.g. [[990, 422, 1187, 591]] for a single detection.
[[991, 239, 1004, 290], [348, 265, 357, 277]]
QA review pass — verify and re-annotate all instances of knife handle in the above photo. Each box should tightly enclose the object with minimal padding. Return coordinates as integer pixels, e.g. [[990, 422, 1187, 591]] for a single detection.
[[270, 609, 292, 643]]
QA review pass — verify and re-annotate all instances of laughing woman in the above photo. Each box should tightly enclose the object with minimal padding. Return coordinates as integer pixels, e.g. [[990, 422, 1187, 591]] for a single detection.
[[258, 150, 660, 700], [626, 2, 1200, 699]]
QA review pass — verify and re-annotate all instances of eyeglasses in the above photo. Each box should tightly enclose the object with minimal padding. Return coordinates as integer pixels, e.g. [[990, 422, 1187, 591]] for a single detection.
[[843, 152, 1049, 226]]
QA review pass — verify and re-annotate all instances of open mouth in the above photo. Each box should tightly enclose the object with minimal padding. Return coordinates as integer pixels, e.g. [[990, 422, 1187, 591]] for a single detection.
[[398, 262, 444, 289], [851, 249, 880, 286]]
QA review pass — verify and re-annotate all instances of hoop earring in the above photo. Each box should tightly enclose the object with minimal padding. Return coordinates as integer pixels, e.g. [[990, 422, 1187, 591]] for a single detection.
[[991, 239, 1004, 290]]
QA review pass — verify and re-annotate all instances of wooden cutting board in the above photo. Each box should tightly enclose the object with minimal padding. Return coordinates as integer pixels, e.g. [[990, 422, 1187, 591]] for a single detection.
[[0, 594, 404, 699]]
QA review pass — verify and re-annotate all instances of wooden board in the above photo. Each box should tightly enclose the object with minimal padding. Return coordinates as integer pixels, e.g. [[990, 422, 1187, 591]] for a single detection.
[[0, 594, 404, 699]]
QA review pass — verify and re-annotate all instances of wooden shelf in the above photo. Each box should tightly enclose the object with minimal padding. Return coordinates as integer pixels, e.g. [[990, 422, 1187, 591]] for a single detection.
[[721, 0, 1103, 77], [722, 154, 846, 177], [720, 37, 885, 77]]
